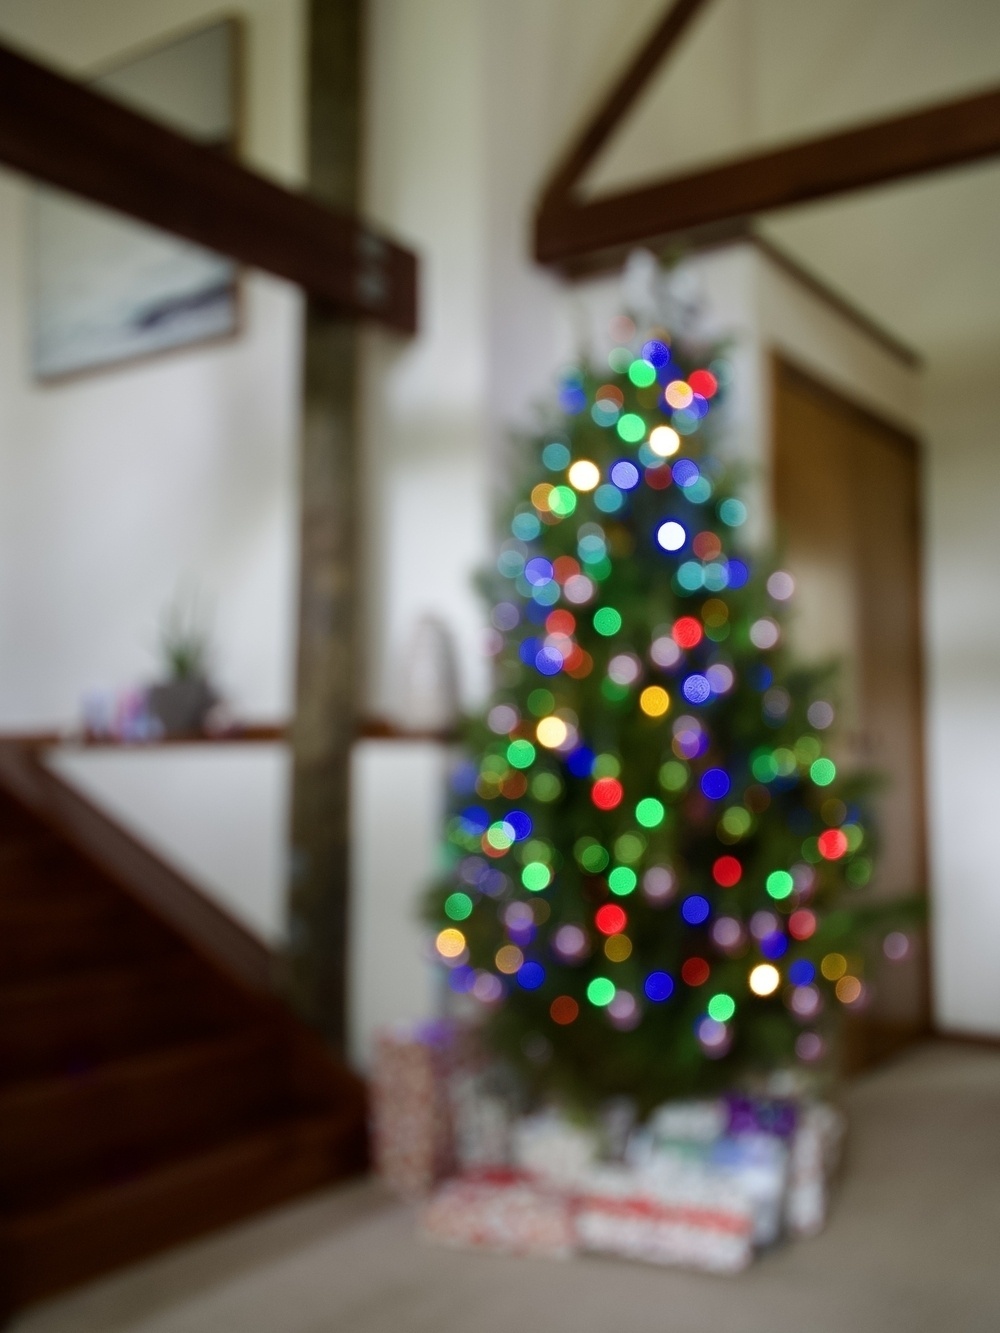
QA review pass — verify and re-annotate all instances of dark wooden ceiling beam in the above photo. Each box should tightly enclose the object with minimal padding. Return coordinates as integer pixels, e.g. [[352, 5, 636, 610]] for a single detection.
[[537, 72, 1000, 268], [539, 0, 710, 215], [0, 41, 416, 333]]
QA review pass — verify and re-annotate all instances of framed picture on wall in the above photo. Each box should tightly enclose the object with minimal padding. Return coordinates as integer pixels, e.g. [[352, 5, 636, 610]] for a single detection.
[[29, 18, 242, 381]]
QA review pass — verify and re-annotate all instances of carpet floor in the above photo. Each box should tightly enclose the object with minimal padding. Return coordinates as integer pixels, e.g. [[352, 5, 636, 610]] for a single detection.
[[11, 1040, 1000, 1333]]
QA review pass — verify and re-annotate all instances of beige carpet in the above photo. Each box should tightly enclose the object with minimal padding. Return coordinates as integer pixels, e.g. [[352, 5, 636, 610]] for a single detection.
[[12, 1041, 1000, 1333]]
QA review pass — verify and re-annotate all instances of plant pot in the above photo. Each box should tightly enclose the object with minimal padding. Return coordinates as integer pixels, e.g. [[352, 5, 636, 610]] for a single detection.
[[147, 676, 217, 736]]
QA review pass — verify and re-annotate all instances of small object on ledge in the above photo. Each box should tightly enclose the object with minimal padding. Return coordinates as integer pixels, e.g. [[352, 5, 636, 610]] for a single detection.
[[147, 675, 218, 737], [399, 614, 460, 734]]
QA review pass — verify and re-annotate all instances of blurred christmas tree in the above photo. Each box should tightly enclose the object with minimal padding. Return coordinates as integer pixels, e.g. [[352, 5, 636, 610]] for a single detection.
[[425, 314, 887, 1112]]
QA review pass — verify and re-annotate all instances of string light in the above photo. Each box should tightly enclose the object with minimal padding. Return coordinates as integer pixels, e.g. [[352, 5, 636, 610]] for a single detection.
[[749, 963, 780, 996], [431, 320, 876, 1107], [568, 459, 600, 491]]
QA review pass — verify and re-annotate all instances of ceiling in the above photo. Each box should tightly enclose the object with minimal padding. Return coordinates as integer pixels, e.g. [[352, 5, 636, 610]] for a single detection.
[[578, 0, 1000, 362]]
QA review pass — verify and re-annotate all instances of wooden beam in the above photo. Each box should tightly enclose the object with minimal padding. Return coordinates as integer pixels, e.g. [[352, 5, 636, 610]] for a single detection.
[[539, 0, 711, 214], [283, 0, 364, 1052], [537, 83, 1000, 267], [0, 40, 416, 332]]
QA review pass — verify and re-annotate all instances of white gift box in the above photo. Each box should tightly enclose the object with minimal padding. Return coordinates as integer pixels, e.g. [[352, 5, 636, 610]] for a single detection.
[[573, 1166, 754, 1273], [511, 1110, 599, 1189]]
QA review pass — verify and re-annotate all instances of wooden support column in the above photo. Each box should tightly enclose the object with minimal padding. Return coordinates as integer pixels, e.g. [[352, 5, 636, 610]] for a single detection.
[[283, 0, 363, 1048]]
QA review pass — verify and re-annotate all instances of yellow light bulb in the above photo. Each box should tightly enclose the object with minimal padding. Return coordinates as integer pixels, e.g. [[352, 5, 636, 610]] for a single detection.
[[536, 716, 569, 748], [649, 425, 680, 457], [436, 928, 466, 959], [749, 963, 780, 996], [604, 933, 632, 962], [664, 381, 694, 410], [821, 952, 847, 981], [835, 975, 862, 1004], [639, 686, 670, 718], [530, 482, 553, 512], [495, 945, 524, 974], [568, 460, 600, 492]]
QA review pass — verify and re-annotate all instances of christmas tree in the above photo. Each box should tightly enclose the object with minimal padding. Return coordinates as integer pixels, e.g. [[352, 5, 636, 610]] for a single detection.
[[425, 314, 884, 1112]]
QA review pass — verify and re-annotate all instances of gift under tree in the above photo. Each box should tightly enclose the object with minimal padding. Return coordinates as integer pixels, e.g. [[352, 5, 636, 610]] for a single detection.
[[425, 315, 883, 1114]]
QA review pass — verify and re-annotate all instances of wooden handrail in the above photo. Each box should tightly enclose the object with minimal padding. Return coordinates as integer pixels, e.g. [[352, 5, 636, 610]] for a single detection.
[[0, 717, 459, 750]]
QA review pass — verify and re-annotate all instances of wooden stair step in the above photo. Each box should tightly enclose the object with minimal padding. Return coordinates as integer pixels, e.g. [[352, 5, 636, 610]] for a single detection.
[[0, 846, 107, 899], [0, 894, 175, 982], [0, 1026, 291, 1200], [0, 1109, 365, 1311], [0, 955, 256, 1083]]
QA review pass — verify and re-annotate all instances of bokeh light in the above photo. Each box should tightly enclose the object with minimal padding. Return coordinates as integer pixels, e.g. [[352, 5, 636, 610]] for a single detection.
[[767, 571, 795, 601], [749, 963, 780, 996], [436, 928, 466, 958], [672, 616, 702, 649], [444, 892, 473, 921], [507, 738, 536, 769], [553, 924, 588, 961], [766, 870, 794, 900], [639, 685, 670, 717], [521, 861, 552, 892], [818, 828, 848, 860], [643, 865, 676, 902], [608, 866, 638, 896], [656, 520, 686, 552], [681, 895, 710, 925], [707, 992, 736, 1022], [635, 796, 665, 827], [644, 970, 675, 1002], [617, 413, 645, 443], [701, 768, 730, 800], [595, 903, 627, 936], [681, 957, 710, 986], [713, 855, 742, 887], [649, 425, 680, 457], [586, 977, 616, 1007], [517, 961, 546, 991], [604, 934, 632, 962], [536, 716, 569, 748], [495, 945, 523, 974], [592, 777, 624, 810], [568, 459, 600, 491], [550, 995, 579, 1024], [821, 952, 847, 981], [884, 931, 911, 962]]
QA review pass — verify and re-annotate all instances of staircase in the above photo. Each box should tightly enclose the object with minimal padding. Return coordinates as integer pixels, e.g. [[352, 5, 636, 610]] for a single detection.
[[0, 743, 367, 1315]]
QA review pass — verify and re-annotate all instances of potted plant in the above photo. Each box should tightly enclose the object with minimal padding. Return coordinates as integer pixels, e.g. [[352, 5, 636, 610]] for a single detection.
[[147, 593, 218, 736]]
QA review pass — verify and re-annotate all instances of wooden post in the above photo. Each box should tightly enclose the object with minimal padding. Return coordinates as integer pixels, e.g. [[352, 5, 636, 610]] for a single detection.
[[283, 0, 362, 1048]]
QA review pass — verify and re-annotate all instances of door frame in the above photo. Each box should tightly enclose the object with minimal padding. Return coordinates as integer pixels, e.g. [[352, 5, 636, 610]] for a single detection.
[[769, 351, 934, 1065]]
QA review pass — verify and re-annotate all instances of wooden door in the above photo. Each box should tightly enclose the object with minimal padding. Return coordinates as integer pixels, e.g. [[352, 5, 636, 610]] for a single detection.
[[772, 356, 929, 1069]]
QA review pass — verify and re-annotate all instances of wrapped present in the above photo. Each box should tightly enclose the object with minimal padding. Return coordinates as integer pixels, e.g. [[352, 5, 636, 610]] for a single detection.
[[420, 1170, 576, 1258], [371, 1021, 481, 1197], [573, 1166, 754, 1273], [511, 1110, 599, 1189], [450, 1073, 513, 1172], [709, 1133, 790, 1247], [724, 1093, 798, 1140], [628, 1117, 790, 1249], [645, 1098, 728, 1146], [785, 1103, 846, 1237]]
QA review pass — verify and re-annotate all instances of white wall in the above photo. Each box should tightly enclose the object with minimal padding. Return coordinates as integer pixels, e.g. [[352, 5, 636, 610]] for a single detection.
[[0, 0, 305, 729], [923, 349, 1000, 1036], [357, 0, 1000, 1066], [50, 743, 291, 943], [0, 1, 305, 949], [2, 0, 995, 1053]]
